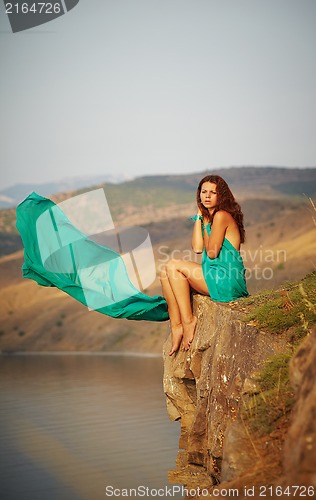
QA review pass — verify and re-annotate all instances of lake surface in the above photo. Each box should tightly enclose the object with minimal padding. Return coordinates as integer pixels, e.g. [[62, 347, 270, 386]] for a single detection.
[[0, 354, 183, 500]]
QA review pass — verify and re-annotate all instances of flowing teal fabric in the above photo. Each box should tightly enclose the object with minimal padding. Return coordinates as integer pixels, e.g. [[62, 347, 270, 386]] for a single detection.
[[202, 223, 248, 302], [16, 192, 169, 322]]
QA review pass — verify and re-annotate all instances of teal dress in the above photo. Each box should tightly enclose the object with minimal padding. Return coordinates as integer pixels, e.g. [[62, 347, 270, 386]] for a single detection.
[[201, 223, 248, 302], [16, 192, 169, 322]]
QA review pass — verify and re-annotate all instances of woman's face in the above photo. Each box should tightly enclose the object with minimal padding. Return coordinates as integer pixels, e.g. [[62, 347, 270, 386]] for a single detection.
[[200, 182, 218, 211]]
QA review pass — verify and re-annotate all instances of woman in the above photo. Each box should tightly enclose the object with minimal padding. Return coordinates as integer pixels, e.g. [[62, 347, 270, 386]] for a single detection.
[[160, 175, 248, 356]]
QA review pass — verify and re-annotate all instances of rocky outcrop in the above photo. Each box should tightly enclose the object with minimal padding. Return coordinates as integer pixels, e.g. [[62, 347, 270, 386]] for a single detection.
[[163, 293, 316, 494], [283, 326, 316, 486]]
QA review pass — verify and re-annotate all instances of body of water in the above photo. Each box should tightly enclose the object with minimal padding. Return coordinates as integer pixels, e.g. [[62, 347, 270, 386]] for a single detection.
[[0, 353, 183, 499]]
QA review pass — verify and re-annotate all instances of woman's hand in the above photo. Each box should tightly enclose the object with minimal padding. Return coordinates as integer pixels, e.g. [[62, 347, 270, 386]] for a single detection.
[[191, 208, 204, 254], [196, 200, 203, 214]]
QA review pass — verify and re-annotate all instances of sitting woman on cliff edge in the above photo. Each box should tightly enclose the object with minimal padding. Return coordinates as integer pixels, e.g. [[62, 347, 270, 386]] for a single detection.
[[160, 175, 248, 356], [16, 174, 248, 354]]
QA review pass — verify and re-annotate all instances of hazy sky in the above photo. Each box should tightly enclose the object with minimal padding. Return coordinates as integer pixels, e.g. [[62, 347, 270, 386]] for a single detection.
[[0, 0, 315, 189]]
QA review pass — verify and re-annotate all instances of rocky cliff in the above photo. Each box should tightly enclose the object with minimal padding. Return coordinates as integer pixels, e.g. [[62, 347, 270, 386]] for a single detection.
[[163, 274, 316, 497]]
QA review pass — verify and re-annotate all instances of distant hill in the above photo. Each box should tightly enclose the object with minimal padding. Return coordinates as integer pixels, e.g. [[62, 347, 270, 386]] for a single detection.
[[1, 167, 315, 210], [122, 166, 316, 197], [0, 166, 315, 257], [0, 173, 132, 209]]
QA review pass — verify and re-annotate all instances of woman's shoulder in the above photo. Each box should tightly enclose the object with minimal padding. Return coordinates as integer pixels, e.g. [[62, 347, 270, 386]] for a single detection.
[[213, 210, 234, 223]]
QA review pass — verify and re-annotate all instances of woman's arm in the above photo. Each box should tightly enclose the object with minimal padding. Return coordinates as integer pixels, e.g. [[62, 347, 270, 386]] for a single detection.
[[191, 212, 205, 254], [205, 211, 229, 259]]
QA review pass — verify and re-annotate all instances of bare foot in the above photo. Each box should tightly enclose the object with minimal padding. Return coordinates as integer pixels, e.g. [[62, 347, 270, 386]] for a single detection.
[[182, 316, 197, 350], [169, 324, 183, 356]]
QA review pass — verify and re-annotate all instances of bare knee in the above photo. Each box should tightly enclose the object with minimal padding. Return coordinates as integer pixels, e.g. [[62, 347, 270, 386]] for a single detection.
[[160, 265, 168, 282], [166, 259, 179, 274], [161, 260, 181, 280], [166, 259, 188, 278]]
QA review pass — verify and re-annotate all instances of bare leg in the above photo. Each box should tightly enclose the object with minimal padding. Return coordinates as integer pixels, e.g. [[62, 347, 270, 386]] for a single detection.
[[165, 260, 209, 350], [160, 266, 184, 355]]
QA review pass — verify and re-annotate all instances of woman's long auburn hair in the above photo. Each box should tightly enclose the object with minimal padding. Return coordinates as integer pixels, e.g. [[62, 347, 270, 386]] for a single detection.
[[196, 174, 246, 243]]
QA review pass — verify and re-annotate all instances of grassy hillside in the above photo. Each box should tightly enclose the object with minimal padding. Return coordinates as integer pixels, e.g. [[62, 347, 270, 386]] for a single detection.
[[0, 167, 315, 354], [0, 202, 315, 354]]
